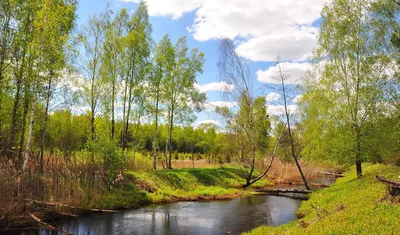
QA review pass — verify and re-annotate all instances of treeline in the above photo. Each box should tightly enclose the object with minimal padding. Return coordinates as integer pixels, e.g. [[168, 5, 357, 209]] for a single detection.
[[35, 110, 232, 160], [0, 0, 399, 189], [0, 0, 207, 176]]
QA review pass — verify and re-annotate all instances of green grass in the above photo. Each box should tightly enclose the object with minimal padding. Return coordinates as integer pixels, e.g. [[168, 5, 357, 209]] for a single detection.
[[89, 167, 273, 209], [245, 164, 400, 235]]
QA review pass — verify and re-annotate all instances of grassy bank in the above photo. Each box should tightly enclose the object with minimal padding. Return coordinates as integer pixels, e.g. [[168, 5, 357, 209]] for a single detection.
[[246, 164, 400, 235], [86, 167, 272, 210]]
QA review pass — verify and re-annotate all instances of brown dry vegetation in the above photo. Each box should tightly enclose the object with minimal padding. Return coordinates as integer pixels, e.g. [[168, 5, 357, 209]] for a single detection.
[[0, 156, 109, 229], [266, 160, 331, 184], [0, 152, 335, 231]]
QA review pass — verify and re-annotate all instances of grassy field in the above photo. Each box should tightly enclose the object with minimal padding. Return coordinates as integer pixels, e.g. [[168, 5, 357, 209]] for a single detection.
[[245, 164, 400, 235], [87, 166, 272, 209]]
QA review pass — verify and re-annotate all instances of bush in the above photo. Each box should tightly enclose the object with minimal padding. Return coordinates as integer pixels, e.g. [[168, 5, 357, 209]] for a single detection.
[[86, 136, 123, 181]]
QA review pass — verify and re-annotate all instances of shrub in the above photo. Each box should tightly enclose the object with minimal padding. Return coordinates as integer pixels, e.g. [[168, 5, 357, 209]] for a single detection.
[[86, 136, 123, 182]]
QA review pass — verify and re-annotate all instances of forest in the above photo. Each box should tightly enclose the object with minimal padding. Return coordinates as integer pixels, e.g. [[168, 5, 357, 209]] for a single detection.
[[0, 0, 399, 234]]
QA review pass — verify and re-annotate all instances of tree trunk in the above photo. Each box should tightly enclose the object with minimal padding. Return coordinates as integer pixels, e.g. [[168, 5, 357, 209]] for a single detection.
[[191, 144, 194, 169], [40, 76, 52, 175], [244, 127, 283, 188], [22, 90, 36, 171], [153, 86, 160, 170], [281, 67, 310, 191], [9, 46, 27, 160], [121, 72, 128, 148], [293, 157, 310, 189], [18, 82, 30, 166], [167, 104, 174, 169], [355, 127, 362, 177], [123, 68, 134, 153], [123, 94, 132, 152], [8, 78, 22, 159], [356, 159, 362, 178], [111, 77, 115, 140], [0, 1, 11, 155]]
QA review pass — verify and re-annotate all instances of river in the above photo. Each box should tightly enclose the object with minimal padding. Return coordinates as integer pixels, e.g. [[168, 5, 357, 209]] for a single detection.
[[5, 176, 335, 235]]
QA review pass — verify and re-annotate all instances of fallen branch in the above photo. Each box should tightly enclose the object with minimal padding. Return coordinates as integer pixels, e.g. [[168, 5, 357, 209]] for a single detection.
[[252, 191, 309, 200], [376, 175, 400, 187], [314, 170, 344, 177], [30, 213, 72, 235], [25, 199, 118, 213], [58, 212, 79, 217], [256, 188, 312, 194]]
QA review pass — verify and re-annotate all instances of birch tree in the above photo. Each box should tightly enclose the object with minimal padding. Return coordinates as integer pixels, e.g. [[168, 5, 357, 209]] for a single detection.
[[150, 35, 173, 169], [303, 0, 399, 177], [164, 36, 206, 169], [217, 39, 274, 187], [101, 9, 128, 140], [75, 9, 109, 153], [121, 2, 152, 153]]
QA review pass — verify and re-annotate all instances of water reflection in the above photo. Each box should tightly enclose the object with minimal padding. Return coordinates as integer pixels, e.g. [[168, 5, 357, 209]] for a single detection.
[[5, 176, 339, 235], [18, 195, 301, 235]]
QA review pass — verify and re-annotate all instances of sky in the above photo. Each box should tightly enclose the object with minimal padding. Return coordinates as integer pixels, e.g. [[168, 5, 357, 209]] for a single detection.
[[75, 0, 329, 127]]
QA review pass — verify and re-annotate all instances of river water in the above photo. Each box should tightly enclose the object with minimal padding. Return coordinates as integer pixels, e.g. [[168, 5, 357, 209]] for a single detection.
[[5, 176, 336, 235]]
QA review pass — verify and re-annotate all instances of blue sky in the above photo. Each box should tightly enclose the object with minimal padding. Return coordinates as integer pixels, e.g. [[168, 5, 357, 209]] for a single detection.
[[75, 0, 327, 127]]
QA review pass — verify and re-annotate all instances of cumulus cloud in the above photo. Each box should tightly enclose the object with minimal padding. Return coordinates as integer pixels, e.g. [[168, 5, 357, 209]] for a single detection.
[[58, 71, 86, 92], [267, 105, 298, 116], [265, 92, 281, 102], [195, 81, 235, 93], [256, 62, 311, 84], [235, 26, 318, 62], [197, 120, 219, 126], [125, 0, 329, 62], [122, 0, 202, 20], [203, 101, 237, 111], [293, 95, 303, 103]]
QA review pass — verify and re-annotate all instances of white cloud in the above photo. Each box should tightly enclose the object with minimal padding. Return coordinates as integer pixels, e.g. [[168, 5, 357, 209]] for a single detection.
[[267, 104, 298, 116], [195, 81, 235, 93], [125, 0, 329, 62], [58, 71, 86, 92], [197, 120, 219, 126], [256, 62, 311, 84], [293, 95, 303, 103], [70, 105, 90, 114], [203, 101, 237, 111], [123, 0, 202, 20], [265, 92, 281, 102], [235, 26, 318, 62]]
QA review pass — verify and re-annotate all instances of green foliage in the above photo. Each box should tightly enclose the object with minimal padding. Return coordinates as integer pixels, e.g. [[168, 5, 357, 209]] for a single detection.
[[302, 0, 400, 170], [86, 136, 123, 180]]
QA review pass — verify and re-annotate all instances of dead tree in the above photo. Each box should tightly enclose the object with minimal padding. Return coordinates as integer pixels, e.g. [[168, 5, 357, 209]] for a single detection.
[[376, 175, 400, 196]]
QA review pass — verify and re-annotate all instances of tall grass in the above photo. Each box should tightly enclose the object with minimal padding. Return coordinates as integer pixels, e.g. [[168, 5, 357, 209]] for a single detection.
[[0, 155, 109, 227]]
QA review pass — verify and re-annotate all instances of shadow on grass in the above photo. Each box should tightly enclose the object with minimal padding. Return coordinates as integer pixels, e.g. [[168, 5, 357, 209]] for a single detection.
[[148, 167, 248, 188]]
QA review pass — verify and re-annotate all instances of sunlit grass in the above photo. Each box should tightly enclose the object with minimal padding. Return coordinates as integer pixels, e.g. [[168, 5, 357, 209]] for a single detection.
[[89, 167, 273, 209], [245, 164, 400, 235]]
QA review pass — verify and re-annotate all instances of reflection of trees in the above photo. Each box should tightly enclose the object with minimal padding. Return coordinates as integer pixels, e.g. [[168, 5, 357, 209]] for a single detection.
[[150, 211, 156, 235], [48, 197, 302, 235], [264, 196, 303, 226], [216, 196, 274, 234]]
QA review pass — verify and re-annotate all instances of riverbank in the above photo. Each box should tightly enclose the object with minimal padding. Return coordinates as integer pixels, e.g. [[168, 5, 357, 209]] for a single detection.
[[245, 164, 400, 235], [1, 166, 273, 230], [85, 167, 273, 210]]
